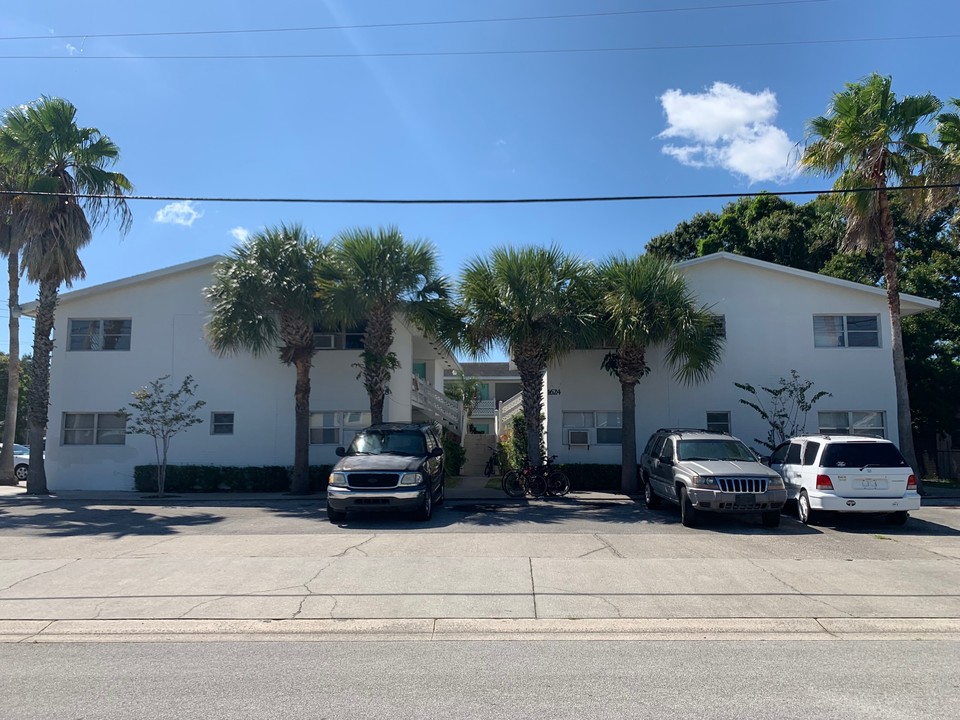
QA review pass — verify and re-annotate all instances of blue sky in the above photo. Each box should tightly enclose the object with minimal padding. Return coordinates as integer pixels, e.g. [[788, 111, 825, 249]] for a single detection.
[[2, 0, 958, 359]]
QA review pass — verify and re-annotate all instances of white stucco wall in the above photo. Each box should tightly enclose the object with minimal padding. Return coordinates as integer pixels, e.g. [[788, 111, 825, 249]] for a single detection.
[[545, 256, 915, 463], [41, 263, 428, 490]]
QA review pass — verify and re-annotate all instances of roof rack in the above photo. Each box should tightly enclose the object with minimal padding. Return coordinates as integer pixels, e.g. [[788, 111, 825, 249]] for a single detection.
[[655, 427, 731, 436]]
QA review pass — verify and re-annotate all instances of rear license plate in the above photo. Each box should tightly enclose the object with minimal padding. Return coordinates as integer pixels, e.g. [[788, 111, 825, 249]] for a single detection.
[[855, 478, 888, 490], [734, 494, 755, 504]]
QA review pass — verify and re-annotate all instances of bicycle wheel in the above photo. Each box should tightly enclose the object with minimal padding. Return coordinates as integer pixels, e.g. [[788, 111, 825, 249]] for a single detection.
[[484, 458, 494, 477], [502, 470, 526, 498], [526, 473, 547, 498], [547, 471, 570, 497]]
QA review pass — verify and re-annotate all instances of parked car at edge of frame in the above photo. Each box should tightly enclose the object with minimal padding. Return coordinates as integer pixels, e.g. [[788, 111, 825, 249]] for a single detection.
[[640, 428, 787, 528], [0, 443, 31, 484], [326, 422, 445, 524], [767, 434, 920, 526]]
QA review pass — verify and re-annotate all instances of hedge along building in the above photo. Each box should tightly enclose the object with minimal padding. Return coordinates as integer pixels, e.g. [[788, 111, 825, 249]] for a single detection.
[[540, 253, 938, 465], [22, 256, 461, 491]]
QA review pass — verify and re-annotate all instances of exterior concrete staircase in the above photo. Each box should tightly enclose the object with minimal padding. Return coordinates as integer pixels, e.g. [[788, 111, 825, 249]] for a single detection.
[[461, 432, 498, 476]]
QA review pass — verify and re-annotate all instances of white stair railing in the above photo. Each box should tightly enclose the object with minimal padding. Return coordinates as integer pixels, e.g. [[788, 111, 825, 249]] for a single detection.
[[411, 375, 462, 435], [495, 391, 523, 436]]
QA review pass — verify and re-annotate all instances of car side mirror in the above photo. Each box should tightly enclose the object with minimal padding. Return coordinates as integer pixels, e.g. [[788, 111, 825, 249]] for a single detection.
[[759, 456, 770, 466], [430, 446, 444, 458], [658, 456, 673, 466], [335, 447, 346, 457]]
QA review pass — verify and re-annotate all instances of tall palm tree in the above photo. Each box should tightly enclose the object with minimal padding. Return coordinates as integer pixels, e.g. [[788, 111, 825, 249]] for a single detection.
[[0, 156, 21, 485], [205, 224, 333, 495], [800, 74, 941, 476], [931, 99, 960, 219], [459, 245, 597, 467], [0, 97, 132, 494], [597, 254, 724, 494], [329, 226, 454, 425]]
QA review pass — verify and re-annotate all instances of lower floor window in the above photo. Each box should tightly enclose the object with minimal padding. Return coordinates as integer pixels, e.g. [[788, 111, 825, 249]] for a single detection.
[[595, 412, 623, 444], [63, 412, 126, 445], [211, 412, 235, 435], [706, 411, 731, 434], [563, 411, 622, 445], [310, 411, 371, 445], [818, 411, 885, 438]]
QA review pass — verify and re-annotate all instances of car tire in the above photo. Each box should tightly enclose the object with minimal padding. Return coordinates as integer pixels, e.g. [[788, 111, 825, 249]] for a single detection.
[[416, 485, 433, 521], [680, 487, 699, 528], [885, 511, 909, 526], [643, 479, 661, 510], [761, 510, 781, 528], [326, 504, 347, 524], [797, 490, 818, 525], [14, 464, 28, 482], [436, 475, 445, 506]]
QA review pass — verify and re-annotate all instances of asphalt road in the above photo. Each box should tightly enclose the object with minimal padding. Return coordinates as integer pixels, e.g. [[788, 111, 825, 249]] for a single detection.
[[2, 639, 958, 720]]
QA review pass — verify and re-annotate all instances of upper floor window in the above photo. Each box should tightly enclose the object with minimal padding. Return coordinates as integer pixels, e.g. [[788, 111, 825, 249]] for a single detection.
[[313, 323, 366, 350], [813, 315, 879, 348], [68, 319, 132, 351], [709, 314, 726, 339], [63, 412, 126, 445]]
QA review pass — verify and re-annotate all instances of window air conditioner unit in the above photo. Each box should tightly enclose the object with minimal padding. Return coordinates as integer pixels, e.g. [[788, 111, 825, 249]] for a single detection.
[[565, 429, 591, 447], [314, 333, 335, 350]]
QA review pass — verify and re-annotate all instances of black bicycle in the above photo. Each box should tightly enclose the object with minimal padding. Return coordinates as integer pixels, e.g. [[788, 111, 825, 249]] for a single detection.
[[483, 445, 499, 478], [501, 459, 547, 498], [542, 455, 570, 497]]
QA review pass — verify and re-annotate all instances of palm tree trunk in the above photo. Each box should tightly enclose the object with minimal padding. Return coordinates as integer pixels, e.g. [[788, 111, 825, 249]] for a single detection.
[[620, 379, 639, 494], [26, 277, 58, 494], [514, 342, 546, 467], [878, 190, 921, 487], [363, 304, 395, 425], [0, 232, 20, 484], [290, 352, 312, 494]]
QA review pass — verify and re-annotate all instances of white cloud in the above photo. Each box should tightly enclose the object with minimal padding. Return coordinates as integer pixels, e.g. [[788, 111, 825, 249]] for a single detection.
[[658, 82, 798, 183], [154, 201, 202, 227], [230, 226, 250, 242]]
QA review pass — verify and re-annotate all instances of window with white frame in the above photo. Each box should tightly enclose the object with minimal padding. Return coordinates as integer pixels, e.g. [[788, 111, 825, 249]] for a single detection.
[[310, 411, 371, 444], [211, 412, 234, 435], [706, 411, 731, 434], [62, 413, 126, 445], [818, 411, 886, 438], [813, 315, 880, 348], [313, 323, 366, 350], [68, 319, 132, 351], [595, 412, 623, 444]]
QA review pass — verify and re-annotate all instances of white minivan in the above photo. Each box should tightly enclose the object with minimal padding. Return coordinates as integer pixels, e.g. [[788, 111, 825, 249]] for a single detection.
[[768, 435, 920, 525]]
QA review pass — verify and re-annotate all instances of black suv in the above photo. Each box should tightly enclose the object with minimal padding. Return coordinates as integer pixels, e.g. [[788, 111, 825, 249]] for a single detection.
[[326, 422, 445, 523]]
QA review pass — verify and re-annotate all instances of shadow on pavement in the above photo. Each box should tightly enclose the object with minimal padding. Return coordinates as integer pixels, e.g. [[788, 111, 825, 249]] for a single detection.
[[810, 512, 960, 536], [0, 504, 225, 538]]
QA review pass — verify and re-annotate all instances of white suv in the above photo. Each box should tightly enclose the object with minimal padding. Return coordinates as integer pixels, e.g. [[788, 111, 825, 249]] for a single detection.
[[768, 435, 920, 525]]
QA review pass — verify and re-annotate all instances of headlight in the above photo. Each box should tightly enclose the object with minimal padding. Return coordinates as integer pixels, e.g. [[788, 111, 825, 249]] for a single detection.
[[691, 475, 717, 488], [328, 472, 347, 487], [399, 472, 423, 486], [767, 475, 784, 489]]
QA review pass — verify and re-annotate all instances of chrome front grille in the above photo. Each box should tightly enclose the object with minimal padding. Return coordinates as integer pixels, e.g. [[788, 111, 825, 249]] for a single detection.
[[347, 473, 400, 488], [716, 476, 768, 493]]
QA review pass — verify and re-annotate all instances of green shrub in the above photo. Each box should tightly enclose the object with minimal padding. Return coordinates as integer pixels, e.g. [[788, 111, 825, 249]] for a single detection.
[[134, 464, 333, 493], [442, 430, 466, 476]]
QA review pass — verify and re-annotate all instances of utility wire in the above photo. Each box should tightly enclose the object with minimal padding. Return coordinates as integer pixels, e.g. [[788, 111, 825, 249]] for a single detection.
[[5, 33, 956, 60], [0, 1, 828, 42], [0, 183, 956, 206]]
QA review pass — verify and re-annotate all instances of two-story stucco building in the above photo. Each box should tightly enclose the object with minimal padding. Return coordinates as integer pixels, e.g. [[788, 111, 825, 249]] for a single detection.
[[26, 251, 938, 491], [26, 256, 460, 491]]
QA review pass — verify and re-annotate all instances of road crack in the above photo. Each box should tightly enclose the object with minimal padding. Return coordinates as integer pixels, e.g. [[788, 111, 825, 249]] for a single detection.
[[0, 558, 80, 593], [746, 558, 852, 617]]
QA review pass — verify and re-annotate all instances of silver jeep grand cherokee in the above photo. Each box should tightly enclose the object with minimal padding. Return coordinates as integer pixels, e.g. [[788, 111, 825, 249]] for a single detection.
[[640, 428, 787, 528]]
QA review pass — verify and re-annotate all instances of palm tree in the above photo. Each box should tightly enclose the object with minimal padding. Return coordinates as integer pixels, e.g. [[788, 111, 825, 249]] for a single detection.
[[0, 97, 132, 494], [459, 245, 597, 467], [328, 226, 454, 425], [205, 224, 333, 495], [0, 155, 21, 485], [931, 99, 960, 219], [597, 254, 724, 494], [800, 74, 941, 476]]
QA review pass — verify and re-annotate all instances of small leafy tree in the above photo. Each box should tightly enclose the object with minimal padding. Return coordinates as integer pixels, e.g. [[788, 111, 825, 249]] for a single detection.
[[735, 370, 831, 451], [120, 375, 205, 497]]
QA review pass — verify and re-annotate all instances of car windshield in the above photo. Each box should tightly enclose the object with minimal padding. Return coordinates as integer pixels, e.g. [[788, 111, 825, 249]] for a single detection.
[[820, 442, 908, 469], [0, 444, 29, 455], [677, 439, 757, 462], [347, 430, 426, 457]]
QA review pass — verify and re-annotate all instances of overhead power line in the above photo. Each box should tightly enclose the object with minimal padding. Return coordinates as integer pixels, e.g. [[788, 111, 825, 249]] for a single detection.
[[0, 1, 827, 41], [5, 33, 956, 60], [1, 183, 956, 206]]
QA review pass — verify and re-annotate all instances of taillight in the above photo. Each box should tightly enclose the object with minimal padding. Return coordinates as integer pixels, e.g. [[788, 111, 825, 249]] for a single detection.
[[907, 474, 917, 490], [816, 475, 834, 490]]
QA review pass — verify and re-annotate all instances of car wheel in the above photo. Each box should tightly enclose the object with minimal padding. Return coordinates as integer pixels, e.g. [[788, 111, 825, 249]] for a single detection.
[[680, 487, 699, 528], [14, 464, 29, 482], [326, 504, 347, 524], [797, 490, 818, 525], [643, 479, 661, 510], [885, 511, 909, 526], [761, 510, 781, 528], [416, 485, 433, 521], [436, 475, 445, 506]]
